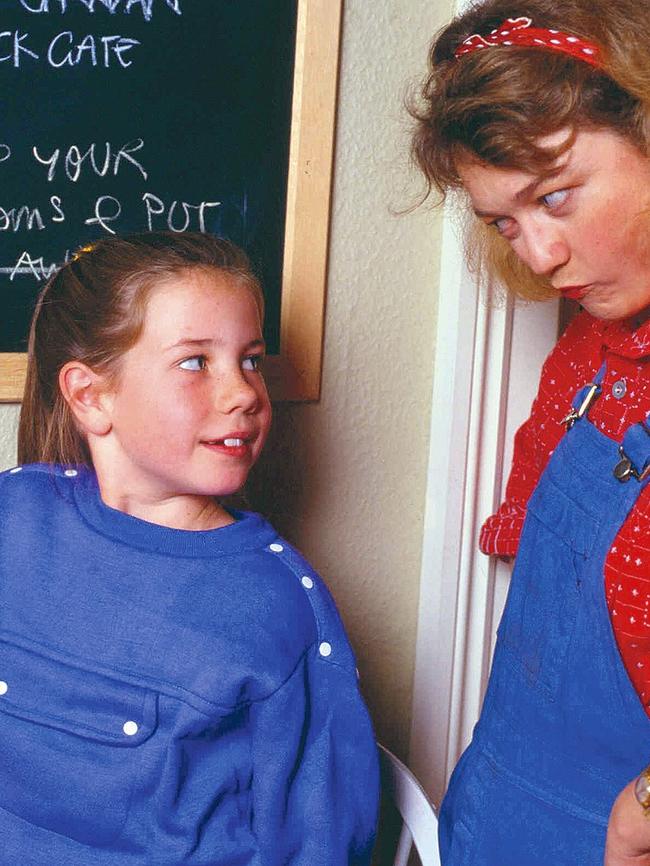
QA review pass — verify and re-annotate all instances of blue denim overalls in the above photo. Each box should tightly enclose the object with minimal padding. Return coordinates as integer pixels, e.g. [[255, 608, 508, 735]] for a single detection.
[[439, 366, 650, 864]]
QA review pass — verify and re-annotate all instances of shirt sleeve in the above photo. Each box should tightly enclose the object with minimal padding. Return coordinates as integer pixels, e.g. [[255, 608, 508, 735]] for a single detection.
[[249, 647, 379, 866], [480, 311, 600, 557]]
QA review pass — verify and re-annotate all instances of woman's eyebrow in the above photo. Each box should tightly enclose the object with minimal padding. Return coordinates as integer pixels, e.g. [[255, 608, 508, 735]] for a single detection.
[[473, 168, 571, 217]]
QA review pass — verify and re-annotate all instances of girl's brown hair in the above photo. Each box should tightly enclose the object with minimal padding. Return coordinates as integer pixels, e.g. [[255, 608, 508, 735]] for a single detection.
[[411, 0, 650, 299], [18, 231, 263, 467]]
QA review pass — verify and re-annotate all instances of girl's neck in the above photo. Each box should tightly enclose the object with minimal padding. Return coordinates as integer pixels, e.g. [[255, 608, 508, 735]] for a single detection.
[[96, 481, 234, 531]]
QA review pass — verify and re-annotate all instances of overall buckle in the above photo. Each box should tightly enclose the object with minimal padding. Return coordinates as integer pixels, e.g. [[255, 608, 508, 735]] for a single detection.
[[561, 382, 600, 431], [614, 447, 650, 483]]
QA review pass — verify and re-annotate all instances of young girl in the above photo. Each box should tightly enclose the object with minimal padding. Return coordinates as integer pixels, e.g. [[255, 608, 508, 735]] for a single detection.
[[1, 231, 379, 864], [411, 1, 650, 863]]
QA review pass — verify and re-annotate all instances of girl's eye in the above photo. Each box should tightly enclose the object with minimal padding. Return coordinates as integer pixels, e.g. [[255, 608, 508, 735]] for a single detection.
[[179, 355, 207, 372], [541, 189, 570, 209], [242, 354, 263, 372]]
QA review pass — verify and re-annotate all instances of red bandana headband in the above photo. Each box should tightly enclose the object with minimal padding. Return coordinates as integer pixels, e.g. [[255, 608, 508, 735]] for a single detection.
[[454, 16, 603, 68]]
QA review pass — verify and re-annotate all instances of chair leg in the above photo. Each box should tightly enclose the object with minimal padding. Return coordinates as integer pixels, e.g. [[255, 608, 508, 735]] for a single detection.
[[394, 824, 413, 866]]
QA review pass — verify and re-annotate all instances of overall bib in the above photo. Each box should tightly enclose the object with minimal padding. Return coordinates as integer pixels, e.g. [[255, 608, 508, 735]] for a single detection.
[[439, 367, 650, 865]]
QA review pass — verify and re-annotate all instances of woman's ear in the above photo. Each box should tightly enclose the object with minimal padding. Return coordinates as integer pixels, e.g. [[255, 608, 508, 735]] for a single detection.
[[58, 361, 113, 437]]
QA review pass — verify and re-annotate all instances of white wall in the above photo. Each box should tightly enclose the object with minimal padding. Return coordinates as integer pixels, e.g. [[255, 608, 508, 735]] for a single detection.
[[0, 406, 20, 468], [247, 0, 451, 756]]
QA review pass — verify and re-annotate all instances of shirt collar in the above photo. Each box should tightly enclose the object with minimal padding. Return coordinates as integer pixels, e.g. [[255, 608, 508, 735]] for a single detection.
[[597, 316, 650, 359]]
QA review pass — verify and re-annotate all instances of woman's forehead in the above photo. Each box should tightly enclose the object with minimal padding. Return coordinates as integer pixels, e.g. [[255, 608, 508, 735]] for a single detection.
[[458, 126, 650, 213], [459, 128, 633, 190], [455, 127, 573, 177]]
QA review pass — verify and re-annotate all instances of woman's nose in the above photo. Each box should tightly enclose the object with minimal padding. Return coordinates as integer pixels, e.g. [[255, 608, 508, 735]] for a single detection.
[[519, 223, 570, 276]]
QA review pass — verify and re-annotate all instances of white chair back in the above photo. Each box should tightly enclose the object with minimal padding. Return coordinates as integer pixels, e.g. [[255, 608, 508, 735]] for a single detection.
[[378, 743, 441, 866]]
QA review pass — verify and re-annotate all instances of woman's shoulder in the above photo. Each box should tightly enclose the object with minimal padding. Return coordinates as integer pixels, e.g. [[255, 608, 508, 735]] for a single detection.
[[538, 309, 605, 392], [548, 309, 605, 363]]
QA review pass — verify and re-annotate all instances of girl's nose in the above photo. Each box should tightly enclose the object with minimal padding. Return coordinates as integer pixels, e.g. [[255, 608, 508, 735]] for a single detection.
[[217, 369, 259, 414], [520, 224, 570, 276]]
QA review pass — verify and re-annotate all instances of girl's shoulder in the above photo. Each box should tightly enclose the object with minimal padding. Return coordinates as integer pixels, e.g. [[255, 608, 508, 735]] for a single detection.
[[199, 515, 359, 689], [0, 462, 79, 505]]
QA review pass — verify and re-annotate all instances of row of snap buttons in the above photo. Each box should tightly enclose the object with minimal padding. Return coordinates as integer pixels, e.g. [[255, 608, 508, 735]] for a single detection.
[[9, 467, 78, 477], [268, 544, 333, 660]]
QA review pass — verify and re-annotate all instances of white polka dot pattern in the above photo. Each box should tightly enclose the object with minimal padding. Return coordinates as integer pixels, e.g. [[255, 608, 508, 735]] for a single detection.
[[454, 16, 602, 68]]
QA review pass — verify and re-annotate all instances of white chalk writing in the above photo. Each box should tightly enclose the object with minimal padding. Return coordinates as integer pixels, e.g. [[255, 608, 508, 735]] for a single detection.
[[18, 0, 182, 21], [33, 139, 147, 182]]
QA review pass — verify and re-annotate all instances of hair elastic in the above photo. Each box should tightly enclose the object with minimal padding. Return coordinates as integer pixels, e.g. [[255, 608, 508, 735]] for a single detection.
[[454, 16, 603, 68]]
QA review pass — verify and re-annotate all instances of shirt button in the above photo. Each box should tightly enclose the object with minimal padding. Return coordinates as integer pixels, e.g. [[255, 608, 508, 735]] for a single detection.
[[612, 379, 626, 399], [319, 642, 332, 658], [64, 469, 78, 477], [0, 681, 8, 695], [269, 543, 284, 553], [301, 576, 314, 589], [123, 720, 139, 736]]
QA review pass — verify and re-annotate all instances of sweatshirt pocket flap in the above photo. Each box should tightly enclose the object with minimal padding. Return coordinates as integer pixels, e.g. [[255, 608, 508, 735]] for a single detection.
[[0, 637, 156, 746]]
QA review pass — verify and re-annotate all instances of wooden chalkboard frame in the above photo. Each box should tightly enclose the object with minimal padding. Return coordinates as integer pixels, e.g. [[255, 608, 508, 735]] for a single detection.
[[0, 0, 342, 404]]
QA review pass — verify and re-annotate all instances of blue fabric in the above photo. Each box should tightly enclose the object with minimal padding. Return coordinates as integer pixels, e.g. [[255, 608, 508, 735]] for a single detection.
[[439, 386, 650, 865], [0, 465, 379, 865]]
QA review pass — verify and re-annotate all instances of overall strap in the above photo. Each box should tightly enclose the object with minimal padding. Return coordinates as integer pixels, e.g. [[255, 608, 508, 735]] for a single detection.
[[561, 362, 650, 484], [561, 363, 606, 431]]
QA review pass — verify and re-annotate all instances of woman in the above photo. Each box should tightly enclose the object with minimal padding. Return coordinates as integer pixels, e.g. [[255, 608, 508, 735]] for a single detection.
[[412, 1, 650, 863]]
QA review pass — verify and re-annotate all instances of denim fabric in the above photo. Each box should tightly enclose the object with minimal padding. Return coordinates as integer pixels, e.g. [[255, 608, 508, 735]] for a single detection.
[[0, 465, 379, 865], [439, 401, 650, 865]]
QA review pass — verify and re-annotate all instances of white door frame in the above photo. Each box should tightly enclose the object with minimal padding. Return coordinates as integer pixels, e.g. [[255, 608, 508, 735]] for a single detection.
[[408, 205, 559, 805]]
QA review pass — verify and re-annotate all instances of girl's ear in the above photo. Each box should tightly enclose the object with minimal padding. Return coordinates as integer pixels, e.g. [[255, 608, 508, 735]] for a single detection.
[[58, 361, 113, 437]]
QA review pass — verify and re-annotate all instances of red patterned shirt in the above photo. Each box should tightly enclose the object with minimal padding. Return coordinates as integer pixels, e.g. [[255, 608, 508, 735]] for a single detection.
[[480, 310, 650, 714]]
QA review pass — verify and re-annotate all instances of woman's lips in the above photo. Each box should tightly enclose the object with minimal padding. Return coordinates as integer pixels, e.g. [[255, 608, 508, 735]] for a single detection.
[[557, 285, 589, 301]]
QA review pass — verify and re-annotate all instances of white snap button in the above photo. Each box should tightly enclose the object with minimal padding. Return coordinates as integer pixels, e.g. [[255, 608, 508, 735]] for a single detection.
[[612, 379, 626, 399], [0, 681, 8, 695], [9, 467, 22, 474], [319, 642, 332, 658], [269, 543, 284, 553], [123, 720, 139, 736], [301, 576, 314, 589], [64, 469, 78, 477]]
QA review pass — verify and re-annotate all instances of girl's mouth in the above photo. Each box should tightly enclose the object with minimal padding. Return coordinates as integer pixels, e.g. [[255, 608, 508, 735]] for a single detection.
[[201, 436, 253, 459]]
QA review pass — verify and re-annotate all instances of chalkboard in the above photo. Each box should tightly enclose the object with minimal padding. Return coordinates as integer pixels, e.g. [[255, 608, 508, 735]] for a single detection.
[[0, 0, 342, 401]]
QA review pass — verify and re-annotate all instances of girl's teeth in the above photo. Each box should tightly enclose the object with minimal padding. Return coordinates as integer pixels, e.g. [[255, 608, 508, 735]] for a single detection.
[[224, 438, 244, 447]]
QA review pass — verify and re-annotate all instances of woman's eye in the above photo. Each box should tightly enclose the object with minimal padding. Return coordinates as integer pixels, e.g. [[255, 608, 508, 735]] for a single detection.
[[179, 355, 207, 372], [541, 189, 569, 209], [488, 216, 516, 238], [242, 354, 263, 372]]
